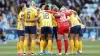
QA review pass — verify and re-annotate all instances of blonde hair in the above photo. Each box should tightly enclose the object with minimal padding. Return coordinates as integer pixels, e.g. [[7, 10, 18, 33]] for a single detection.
[[30, 1, 36, 6], [60, 6, 67, 11]]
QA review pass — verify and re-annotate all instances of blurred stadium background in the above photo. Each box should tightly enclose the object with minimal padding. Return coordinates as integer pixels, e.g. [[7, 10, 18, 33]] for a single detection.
[[0, 0, 100, 56]]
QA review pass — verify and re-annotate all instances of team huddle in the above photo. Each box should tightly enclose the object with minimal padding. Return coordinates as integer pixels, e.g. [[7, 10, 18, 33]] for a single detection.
[[17, 1, 86, 56]]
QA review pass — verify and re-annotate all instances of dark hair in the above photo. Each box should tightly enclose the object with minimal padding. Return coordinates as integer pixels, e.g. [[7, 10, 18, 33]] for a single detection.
[[40, 3, 45, 8], [51, 5, 55, 10], [44, 4, 49, 10], [51, 5, 59, 11], [17, 3, 25, 14]]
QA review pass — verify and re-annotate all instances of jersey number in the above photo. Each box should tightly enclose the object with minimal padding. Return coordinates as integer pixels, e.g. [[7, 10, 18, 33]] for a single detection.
[[60, 14, 67, 22], [21, 14, 24, 20], [43, 13, 49, 19], [27, 11, 30, 19]]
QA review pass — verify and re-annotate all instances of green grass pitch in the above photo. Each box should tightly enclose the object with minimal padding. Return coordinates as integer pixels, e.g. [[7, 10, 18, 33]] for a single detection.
[[0, 40, 100, 56]]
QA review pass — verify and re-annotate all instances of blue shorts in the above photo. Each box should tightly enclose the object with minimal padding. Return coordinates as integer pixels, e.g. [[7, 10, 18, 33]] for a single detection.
[[0, 28, 3, 34], [25, 26, 36, 34], [52, 27, 58, 39], [70, 25, 81, 34], [79, 28, 86, 36], [41, 27, 53, 34], [17, 30, 24, 37]]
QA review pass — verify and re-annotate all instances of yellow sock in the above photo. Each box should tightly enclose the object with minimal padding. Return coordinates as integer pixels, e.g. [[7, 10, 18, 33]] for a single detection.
[[31, 40, 36, 53], [70, 40, 74, 54], [75, 40, 79, 53], [24, 40, 28, 53], [48, 40, 52, 52], [43, 41, 48, 51], [79, 41, 82, 51], [20, 40, 23, 52], [17, 42, 20, 52], [40, 40, 44, 52]]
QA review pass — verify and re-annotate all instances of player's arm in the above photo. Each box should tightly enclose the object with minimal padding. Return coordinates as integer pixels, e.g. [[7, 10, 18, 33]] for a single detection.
[[21, 15, 25, 29], [26, 16, 40, 22], [72, 10, 82, 23], [26, 16, 38, 22], [36, 21, 41, 32], [26, 9, 38, 22], [77, 16, 82, 23], [54, 13, 62, 18], [67, 17, 72, 27], [29, 13, 41, 22]]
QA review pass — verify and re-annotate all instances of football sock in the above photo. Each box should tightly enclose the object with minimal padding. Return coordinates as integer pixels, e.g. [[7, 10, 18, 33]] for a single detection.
[[24, 40, 28, 53], [57, 39, 62, 53], [64, 40, 68, 53], [70, 40, 74, 54], [43, 41, 48, 51], [20, 40, 23, 52], [79, 41, 82, 51], [17, 41, 20, 52], [31, 40, 36, 53], [48, 40, 52, 52], [75, 40, 79, 53], [40, 40, 44, 52]]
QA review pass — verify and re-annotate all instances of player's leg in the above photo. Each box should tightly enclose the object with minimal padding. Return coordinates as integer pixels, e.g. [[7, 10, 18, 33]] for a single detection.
[[30, 26, 37, 55], [23, 26, 29, 55], [78, 28, 86, 54], [40, 27, 46, 55], [18, 30, 24, 54], [64, 33, 69, 55], [74, 25, 81, 54], [74, 34, 79, 54], [69, 34, 75, 54], [69, 27, 76, 54], [47, 34, 53, 55], [40, 34, 45, 55], [0, 28, 3, 42], [17, 40, 20, 55], [43, 35, 48, 54], [78, 36, 82, 54], [56, 27, 63, 55], [63, 26, 70, 55], [52, 27, 58, 41], [17, 30, 20, 55], [28, 36, 31, 52], [1, 29, 6, 44], [47, 27, 53, 55], [57, 34, 62, 55]]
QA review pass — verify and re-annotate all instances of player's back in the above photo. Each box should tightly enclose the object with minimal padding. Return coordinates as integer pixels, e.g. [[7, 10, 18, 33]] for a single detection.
[[39, 11, 54, 27], [17, 11, 24, 30], [24, 8, 37, 26], [45, 10, 58, 27], [56, 12, 69, 28], [70, 12, 81, 27]]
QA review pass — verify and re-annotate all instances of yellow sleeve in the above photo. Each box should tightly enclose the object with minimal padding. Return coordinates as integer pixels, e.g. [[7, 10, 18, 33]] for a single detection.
[[70, 13, 74, 19], [52, 14, 57, 27], [18, 13, 20, 21], [34, 9, 38, 17], [24, 10, 27, 20]]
